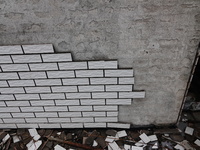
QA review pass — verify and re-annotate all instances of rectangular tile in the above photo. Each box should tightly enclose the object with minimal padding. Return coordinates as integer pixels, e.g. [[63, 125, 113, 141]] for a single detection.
[[0, 87, 25, 94], [47, 71, 74, 78], [1, 64, 29, 72], [119, 77, 134, 84], [11, 54, 42, 63], [80, 99, 105, 105], [88, 61, 117, 69], [107, 123, 130, 129], [66, 93, 91, 99], [8, 80, 35, 87], [41, 53, 72, 62], [0, 107, 20, 112], [12, 113, 35, 118], [0, 45, 23, 55], [82, 112, 106, 117], [40, 93, 65, 99], [55, 100, 79, 106], [6, 101, 30, 106], [71, 117, 93, 123], [62, 78, 89, 85], [90, 78, 117, 85], [92, 92, 117, 98], [94, 117, 118, 122], [0, 56, 12, 64], [119, 91, 145, 98], [106, 99, 132, 105], [25, 87, 51, 93], [0, 95, 15, 100], [106, 112, 118, 117], [105, 70, 133, 77], [0, 73, 19, 80], [29, 63, 58, 71], [59, 62, 87, 70], [18, 72, 47, 79], [16, 124, 39, 128], [68, 106, 92, 111], [106, 85, 132, 91], [20, 107, 44, 112], [26, 118, 48, 123], [39, 123, 61, 128], [59, 112, 82, 117], [93, 106, 118, 111], [3, 118, 25, 123], [51, 86, 77, 93], [0, 101, 6, 107], [0, 113, 12, 118], [75, 70, 103, 77], [30, 100, 55, 106], [35, 79, 62, 86], [22, 44, 54, 54], [0, 81, 8, 87], [0, 124, 17, 128], [48, 118, 71, 123], [61, 123, 83, 128], [44, 106, 68, 112], [35, 112, 58, 117], [15, 94, 40, 100], [84, 123, 107, 128], [78, 85, 104, 92]]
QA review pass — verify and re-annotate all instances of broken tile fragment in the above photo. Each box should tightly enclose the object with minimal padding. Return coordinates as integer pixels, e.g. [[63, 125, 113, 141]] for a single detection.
[[185, 127, 194, 135], [117, 130, 127, 138], [139, 133, 150, 143], [13, 135, 20, 143], [148, 135, 158, 141], [174, 144, 184, 150], [2, 134, 10, 143], [194, 139, 200, 146], [108, 141, 121, 150], [54, 144, 66, 150]]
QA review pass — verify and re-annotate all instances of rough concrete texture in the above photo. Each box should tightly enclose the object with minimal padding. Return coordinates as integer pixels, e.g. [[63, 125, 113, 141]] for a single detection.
[[0, 0, 200, 125]]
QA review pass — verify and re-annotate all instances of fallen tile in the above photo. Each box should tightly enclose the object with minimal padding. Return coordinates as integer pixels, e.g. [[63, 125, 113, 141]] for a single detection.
[[174, 144, 184, 150], [124, 144, 131, 150], [148, 135, 157, 141], [194, 139, 200, 146], [135, 140, 147, 147], [2, 134, 10, 143], [117, 130, 127, 138], [139, 133, 150, 143], [105, 136, 116, 143], [152, 142, 158, 149], [54, 144, 66, 150], [28, 140, 42, 150], [131, 146, 144, 150], [28, 129, 41, 140], [108, 141, 121, 150], [180, 140, 195, 150], [185, 127, 194, 136], [13, 135, 20, 143], [92, 140, 98, 147]]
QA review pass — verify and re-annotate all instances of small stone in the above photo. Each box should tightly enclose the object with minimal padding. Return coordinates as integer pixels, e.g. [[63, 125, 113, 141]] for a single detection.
[[106, 129, 117, 136]]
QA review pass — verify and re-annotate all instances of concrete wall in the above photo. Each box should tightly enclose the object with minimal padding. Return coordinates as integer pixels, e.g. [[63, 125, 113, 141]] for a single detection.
[[0, 0, 200, 125]]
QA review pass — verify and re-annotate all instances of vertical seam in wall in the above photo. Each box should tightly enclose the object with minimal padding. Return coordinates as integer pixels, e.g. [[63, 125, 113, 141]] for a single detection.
[[40, 54, 43, 63], [0, 66, 2, 72], [13, 94, 17, 101], [45, 71, 48, 79], [27, 64, 31, 71], [33, 79, 37, 86], [10, 55, 14, 63], [74, 70, 76, 78], [19, 107, 22, 113], [56, 62, 60, 70], [20, 45, 25, 54], [6, 80, 10, 87], [60, 78, 64, 86], [50, 86, 53, 93], [17, 72, 21, 80], [86, 61, 89, 70]]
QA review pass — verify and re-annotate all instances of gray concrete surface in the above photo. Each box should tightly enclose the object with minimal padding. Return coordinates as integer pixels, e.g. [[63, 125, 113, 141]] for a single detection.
[[0, 0, 200, 125]]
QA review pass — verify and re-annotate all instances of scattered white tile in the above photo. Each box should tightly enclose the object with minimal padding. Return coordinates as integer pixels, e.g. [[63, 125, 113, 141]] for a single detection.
[[164, 134, 169, 137], [131, 146, 144, 150], [28, 129, 41, 140], [124, 144, 131, 150], [57, 132, 61, 135], [105, 136, 116, 143], [117, 130, 127, 138], [2, 134, 10, 143], [174, 144, 184, 150], [139, 133, 150, 143], [28, 140, 42, 150], [135, 140, 147, 147], [93, 140, 98, 147], [26, 140, 34, 149], [13, 135, 20, 143], [185, 127, 194, 135], [152, 142, 158, 149], [54, 144, 66, 150], [148, 135, 158, 141], [194, 139, 200, 146], [108, 141, 121, 150]]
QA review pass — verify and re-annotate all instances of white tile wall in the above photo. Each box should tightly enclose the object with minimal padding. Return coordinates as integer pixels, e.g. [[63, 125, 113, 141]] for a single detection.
[[0, 44, 145, 129]]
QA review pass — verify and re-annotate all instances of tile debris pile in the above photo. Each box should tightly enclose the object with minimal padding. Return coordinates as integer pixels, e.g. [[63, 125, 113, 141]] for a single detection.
[[0, 44, 145, 128], [0, 122, 200, 150]]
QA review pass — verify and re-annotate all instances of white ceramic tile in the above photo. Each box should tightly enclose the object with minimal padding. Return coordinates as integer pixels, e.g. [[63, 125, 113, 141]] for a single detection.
[[47, 70, 74, 78], [22, 44, 54, 54], [11, 54, 42, 63], [0, 45, 23, 55], [59, 62, 87, 70], [75, 70, 103, 77], [41, 53, 72, 62], [1, 64, 29, 72]]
